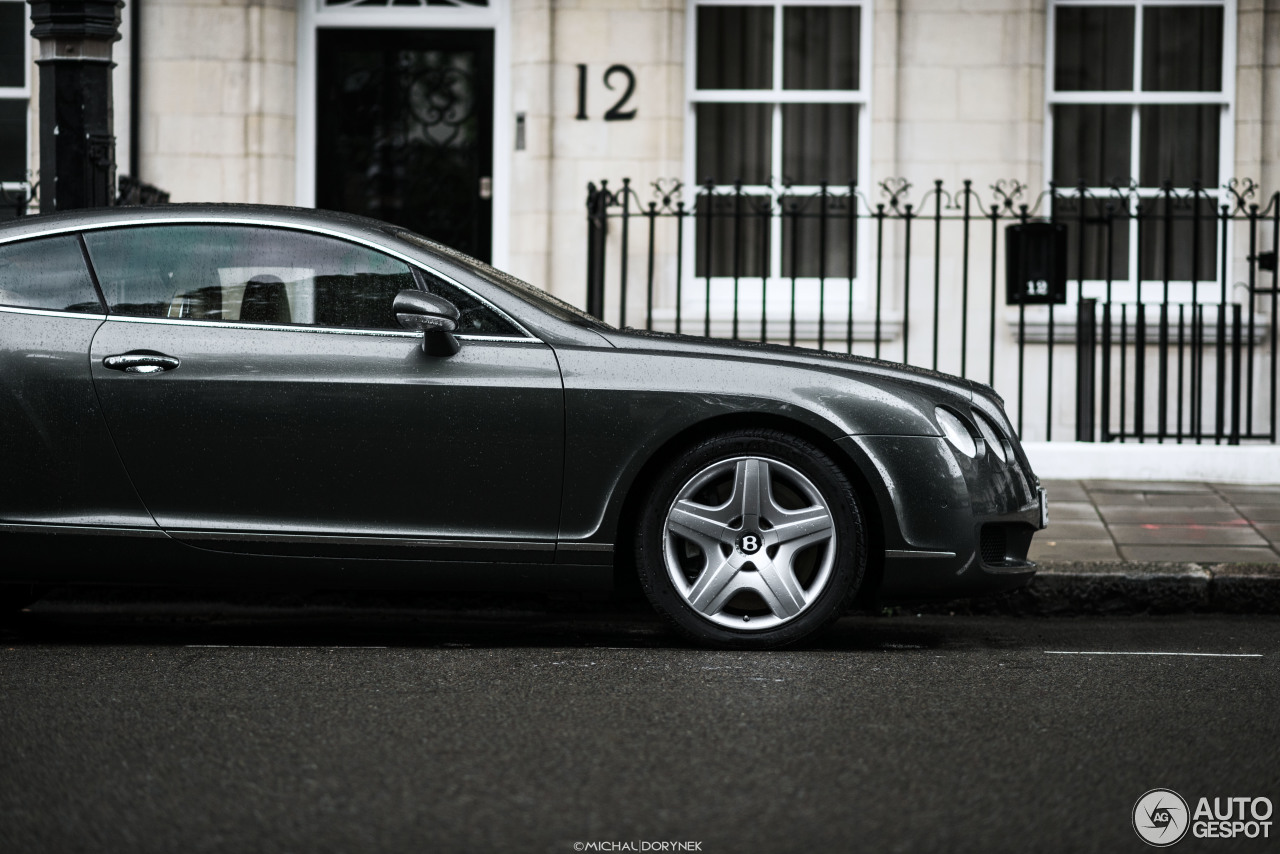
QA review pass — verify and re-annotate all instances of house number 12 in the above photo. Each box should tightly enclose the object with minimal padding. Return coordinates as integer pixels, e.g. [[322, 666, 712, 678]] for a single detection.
[[576, 64, 637, 121]]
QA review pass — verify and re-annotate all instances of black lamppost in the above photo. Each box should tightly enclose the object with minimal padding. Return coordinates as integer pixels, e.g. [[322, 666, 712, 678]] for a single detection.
[[27, 0, 122, 213]]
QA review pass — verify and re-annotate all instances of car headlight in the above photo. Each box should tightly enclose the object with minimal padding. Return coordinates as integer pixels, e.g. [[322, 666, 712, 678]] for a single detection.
[[973, 412, 1008, 464], [935, 407, 976, 458]]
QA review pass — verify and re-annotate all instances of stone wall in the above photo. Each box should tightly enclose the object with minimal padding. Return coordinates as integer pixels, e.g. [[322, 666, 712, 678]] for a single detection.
[[533, 0, 684, 302], [16, 0, 1273, 312], [136, 0, 296, 205]]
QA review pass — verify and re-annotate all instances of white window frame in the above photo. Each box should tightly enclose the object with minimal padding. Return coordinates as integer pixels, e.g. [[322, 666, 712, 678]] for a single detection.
[[683, 0, 875, 335], [295, 0, 511, 268], [1044, 0, 1237, 305], [0, 0, 33, 203]]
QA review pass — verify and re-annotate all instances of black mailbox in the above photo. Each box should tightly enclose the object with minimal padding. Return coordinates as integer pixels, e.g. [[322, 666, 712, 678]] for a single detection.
[[1005, 221, 1067, 305]]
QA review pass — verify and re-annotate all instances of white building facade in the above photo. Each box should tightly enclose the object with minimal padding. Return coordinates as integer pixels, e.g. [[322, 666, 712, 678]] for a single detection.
[[3, 0, 1279, 460]]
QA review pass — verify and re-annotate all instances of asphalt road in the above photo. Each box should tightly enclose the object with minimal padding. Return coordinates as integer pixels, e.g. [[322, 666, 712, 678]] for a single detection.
[[1, 597, 1277, 853]]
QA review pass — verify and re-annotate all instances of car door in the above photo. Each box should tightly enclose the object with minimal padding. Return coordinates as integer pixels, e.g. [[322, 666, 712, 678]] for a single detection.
[[0, 232, 156, 530], [83, 222, 564, 560]]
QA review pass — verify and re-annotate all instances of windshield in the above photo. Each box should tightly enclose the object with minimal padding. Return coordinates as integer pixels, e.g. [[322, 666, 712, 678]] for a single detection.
[[387, 228, 614, 330]]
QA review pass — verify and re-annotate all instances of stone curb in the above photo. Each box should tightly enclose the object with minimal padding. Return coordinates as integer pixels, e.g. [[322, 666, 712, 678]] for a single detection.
[[912, 561, 1280, 616]]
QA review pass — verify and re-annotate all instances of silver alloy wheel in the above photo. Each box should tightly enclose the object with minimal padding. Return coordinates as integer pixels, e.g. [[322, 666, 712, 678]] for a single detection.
[[661, 456, 837, 631]]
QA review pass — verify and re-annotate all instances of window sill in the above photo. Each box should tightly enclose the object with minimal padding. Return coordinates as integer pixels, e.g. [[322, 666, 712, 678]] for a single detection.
[[642, 306, 904, 343], [1004, 304, 1272, 345]]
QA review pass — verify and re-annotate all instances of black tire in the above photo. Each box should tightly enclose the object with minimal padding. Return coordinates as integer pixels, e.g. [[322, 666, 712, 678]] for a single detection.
[[635, 429, 866, 649]]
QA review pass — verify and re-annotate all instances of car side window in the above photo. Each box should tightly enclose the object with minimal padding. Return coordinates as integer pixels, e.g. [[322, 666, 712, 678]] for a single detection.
[[416, 268, 524, 337], [83, 225, 417, 330], [0, 235, 102, 313]]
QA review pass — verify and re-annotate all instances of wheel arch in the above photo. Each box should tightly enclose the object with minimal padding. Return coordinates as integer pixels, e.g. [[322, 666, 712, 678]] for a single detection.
[[610, 412, 888, 607]]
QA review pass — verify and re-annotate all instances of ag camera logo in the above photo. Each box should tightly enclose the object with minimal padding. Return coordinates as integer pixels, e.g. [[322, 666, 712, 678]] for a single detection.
[[1133, 789, 1190, 847], [1132, 789, 1274, 845]]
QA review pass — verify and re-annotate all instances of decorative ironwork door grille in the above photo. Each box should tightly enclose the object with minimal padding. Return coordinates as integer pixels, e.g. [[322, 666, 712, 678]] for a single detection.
[[316, 28, 495, 262]]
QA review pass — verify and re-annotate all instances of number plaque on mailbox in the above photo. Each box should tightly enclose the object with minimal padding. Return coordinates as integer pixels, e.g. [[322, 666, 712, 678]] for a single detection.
[[1005, 221, 1067, 305]]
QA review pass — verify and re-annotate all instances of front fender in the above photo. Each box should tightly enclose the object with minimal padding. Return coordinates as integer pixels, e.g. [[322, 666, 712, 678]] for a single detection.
[[552, 344, 946, 548]]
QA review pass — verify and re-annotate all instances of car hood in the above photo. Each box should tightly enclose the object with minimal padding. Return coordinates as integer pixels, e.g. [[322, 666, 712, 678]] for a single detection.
[[597, 327, 993, 405]]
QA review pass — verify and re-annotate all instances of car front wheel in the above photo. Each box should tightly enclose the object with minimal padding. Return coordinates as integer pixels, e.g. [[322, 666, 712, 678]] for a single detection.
[[635, 429, 866, 648]]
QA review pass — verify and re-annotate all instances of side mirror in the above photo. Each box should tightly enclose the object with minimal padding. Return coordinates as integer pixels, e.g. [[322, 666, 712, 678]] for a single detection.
[[394, 290, 461, 356]]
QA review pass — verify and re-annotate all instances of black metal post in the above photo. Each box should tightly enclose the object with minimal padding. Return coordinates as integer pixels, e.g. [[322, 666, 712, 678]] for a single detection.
[[931, 180, 943, 370], [29, 0, 123, 212], [703, 179, 715, 339], [902, 203, 913, 365], [1246, 203, 1259, 434], [1101, 302, 1112, 441], [1119, 305, 1128, 442], [1135, 303, 1146, 442], [845, 183, 855, 353], [1076, 298, 1097, 441], [1231, 303, 1242, 445], [585, 181, 608, 319], [645, 202, 656, 331], [960, 181, 971, 377], [618, 178, 630, 328], [733, 181, 743, 341]]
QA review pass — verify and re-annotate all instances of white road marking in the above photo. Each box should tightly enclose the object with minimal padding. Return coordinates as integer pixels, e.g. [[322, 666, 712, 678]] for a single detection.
[[184, 644, 387, 649], [1045, 651, 1262, 658]]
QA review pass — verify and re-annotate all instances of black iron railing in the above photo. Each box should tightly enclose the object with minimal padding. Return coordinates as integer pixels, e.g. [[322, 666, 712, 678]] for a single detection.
[[585, 178, 1279, 444], [0, 175, 169, 220], [0, 182, 37, 219]]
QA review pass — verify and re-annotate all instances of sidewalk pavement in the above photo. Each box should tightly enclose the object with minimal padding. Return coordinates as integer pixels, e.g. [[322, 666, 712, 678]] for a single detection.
[[970, 479, 1280, 616], [1033, 479, 1280, 564]]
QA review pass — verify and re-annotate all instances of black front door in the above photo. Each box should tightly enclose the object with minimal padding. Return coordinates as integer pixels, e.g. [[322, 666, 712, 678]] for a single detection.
[[317, 28, 494, 262]]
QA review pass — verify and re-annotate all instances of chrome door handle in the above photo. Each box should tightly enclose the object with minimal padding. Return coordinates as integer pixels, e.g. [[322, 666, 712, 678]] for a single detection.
[[102, 352, 181, 374]]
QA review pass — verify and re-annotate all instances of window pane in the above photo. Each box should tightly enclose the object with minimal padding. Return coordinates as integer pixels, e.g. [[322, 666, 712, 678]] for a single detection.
[[696, 103, 772, 185], [695, 194, 771, 278], [417, 268, 522, 335], [1057, 196, 1130, 282], [1138, 196, 1218, 283], [1052, 105, 1132, 187], [782, 104, 857, 186], [0, 99, 25, 182], [697, 6, 772, 90], [1054, 6, 1134, 91], [0, 4, 24, 88], [1142, 6, 1223, 92], [85, 225, 417, 330], [781, 194, 855, 279], [0, 236, 101, 312], [783, 7, 859, 90], [1139, 105, 1219, 188]]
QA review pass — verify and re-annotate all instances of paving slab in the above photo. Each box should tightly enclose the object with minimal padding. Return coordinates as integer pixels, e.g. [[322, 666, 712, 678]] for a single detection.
[[1233, 504, 1280, 522], [1088, 480, 1216, 493], [1097, 506, 1250, 525], [1253, 522, 1280, 544], [1041, 520, 1109, 539], [1217, 489, 1280, 505], [1092, 492, 1233, 507], [1211, 482, 1280, 490], [1107, 523, 1270, 546], [1048, 501, 1102, 521], [1029, 538, 1121, 562], [1040, 480, 1089, 502]]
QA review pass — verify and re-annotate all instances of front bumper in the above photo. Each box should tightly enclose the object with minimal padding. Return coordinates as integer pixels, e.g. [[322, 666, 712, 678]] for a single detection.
[[838, 434, 1046, 603]]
